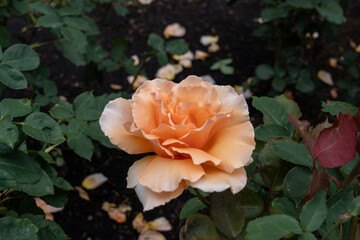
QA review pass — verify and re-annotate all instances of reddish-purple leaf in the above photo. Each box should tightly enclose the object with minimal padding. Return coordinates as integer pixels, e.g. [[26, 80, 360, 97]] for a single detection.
[[289, 114, 316, 158], [304, 167, 329, 202], [314, 113, 358, 168]]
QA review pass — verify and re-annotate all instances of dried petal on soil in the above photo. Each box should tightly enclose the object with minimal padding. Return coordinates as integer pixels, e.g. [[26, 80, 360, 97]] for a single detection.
[[81, 173, 108, 190]]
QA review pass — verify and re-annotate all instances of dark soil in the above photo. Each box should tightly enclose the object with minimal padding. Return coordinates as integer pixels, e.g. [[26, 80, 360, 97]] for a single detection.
[[3, 0, 360, 239]]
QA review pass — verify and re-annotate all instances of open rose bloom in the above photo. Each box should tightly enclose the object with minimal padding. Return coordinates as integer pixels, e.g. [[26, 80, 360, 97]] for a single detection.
[[100, 76, 255, 211]]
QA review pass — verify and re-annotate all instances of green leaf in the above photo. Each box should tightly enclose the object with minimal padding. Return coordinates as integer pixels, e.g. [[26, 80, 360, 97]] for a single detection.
[[156, 50, 168, 66], [272, 197, 300, 219], [73, 91, 94, 117], [67, 134, 93, 160], [15, 169, 54, 196], [67, 118, 87, 139], [165, 39, 189, 55], [286, 0, 319, 9], [211, 190, 245, 238], [85, 121, 116, 148], [296, 69, 314, 93], [321, 101, 358, 116], [299, 232, 317, 240], [63, 16, 99, 35], [0, 98, 32, 117], [262, 6, 290, 22], [23, 112, 64, 144], [272, 77, 286, 92], [255, 64, 274, 80], [236, 188, 264, 219], [283, 166, 312, 205], [49, 102, 74, 120], [0, 25, 11, 47], [327, 187, 354, 222], [0, 64, 28, 89], [221, 65, 234, 75], [0, 117, 18, 148], [349, 196, 360, 216], [86, 36, 106, 63], [56, 39, 86, 66], [0, 216, 38, 240], [60, 26, 87, 50], [36, 14, 63, 28], [147, 33, 165, 50], [30, 2, 56, 14], [273, 141, 312, 167], [180, 214, 219, 240], [180, 197, 206, 220], [38, 219, 68, 240], [259, 142, 293, 191], [114, 5, 129, 16], [316, 1, 346, 25], [252, 96, 289, 126], [12, 0, 30, 15], [0, 150, 42, 185], [245, 214, 302, 240], [300, 190, 327, 232], [42, 188, 68, 208], [255, 124, 288, 142], [2, 44, 40, 71], [275, 94, 302, 118]]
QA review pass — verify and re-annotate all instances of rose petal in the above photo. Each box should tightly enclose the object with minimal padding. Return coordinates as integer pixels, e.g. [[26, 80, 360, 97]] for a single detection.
[[317, 70, 334, 86], [137, 156, 205, 192], [200, 35, 219, 46], [132, 79, 175, 133], [203, 121, 255, 173], [171, 147, 221, 166], [214, 85, 250, 126], [82, 173, 108, 190], [208, 43, 220, 53], [127, 155, 155, 188], [195, 50, 209, 61], [139, 230, 166, 240], [100, 98, 153, 154], [135, 184, 185, 211], [189, 166, 247, 194], [75, 186, 90, 201], [163, 23, 186, 38], [133, 213, 147, 233], [149, 217, 172, 231]]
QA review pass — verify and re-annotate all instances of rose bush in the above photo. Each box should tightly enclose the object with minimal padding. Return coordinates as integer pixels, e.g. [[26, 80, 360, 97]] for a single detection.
[[100, 75, 255, 210]]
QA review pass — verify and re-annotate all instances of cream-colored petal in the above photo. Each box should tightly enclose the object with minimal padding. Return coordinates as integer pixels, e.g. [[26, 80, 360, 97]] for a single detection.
[[100, 98, 153, 154], [171, 147, 221, 166], [189, 166, 247, 194], [135, 184, 184, 211], [127, 155, 156, 188], [137, 156, 205, 192], [213, 85, 250, 125], [203, 122, 255, 173]]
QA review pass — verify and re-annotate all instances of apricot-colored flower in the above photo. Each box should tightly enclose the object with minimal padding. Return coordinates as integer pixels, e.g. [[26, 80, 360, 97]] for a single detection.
[[100, 76, 255, 211]]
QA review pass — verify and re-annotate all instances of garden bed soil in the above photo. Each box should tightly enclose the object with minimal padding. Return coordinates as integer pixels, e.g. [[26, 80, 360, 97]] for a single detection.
[[3, 0, 360, 239]]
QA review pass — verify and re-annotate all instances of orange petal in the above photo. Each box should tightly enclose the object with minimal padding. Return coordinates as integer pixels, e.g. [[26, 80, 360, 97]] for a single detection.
[[135, 184, 185, 211], [137, 156, 205, 192], [100, 98, 153, 154], [171, 147, 221, 166], [213, 85, 250, 126], [189, 166, 247, 194], [204, 122, 255, 173], [132, 79, 175, 133]]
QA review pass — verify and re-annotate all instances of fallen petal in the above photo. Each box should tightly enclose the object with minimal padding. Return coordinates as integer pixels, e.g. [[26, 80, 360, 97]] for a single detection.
[[82, 173, 108, 190], [163, 23, 186, 38], [195, 50, 209, 61], [329, 58, 337, 68], [139, 230, 166, 240], [208, 43, 220, 53], [131, 55, 140, 66], [200, 35, 219, 46], [75, 186, 90, 201], [317, 70, 334, 86], [148, 217, 172, 231], [110, 84, 123, 90]]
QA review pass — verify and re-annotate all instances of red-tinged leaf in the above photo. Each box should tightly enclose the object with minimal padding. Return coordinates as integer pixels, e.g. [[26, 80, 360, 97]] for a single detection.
[[354, 107, 360, 130], [314, 113, 357, 168], [289, 114, 316, 158], [304, 167, 330, 202]]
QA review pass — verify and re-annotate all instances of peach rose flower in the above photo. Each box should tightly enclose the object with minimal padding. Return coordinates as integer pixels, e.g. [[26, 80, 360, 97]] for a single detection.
[[100, 76, 255, 211]]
